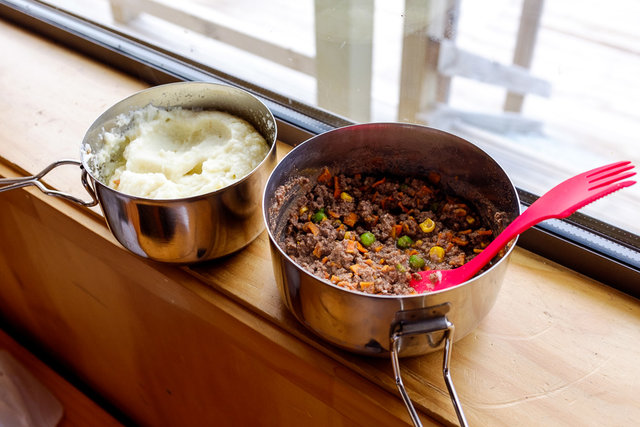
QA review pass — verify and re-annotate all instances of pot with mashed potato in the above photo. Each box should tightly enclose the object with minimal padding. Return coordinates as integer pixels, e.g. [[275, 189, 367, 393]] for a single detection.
[[0, 81, 274, 263], [76, 82, 277, 262]]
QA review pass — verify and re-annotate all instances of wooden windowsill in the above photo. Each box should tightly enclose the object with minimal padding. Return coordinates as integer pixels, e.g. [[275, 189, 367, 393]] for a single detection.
[[1, 18, 639, 426]]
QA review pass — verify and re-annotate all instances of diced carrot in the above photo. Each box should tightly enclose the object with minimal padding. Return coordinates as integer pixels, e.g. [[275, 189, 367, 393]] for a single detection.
[[356, 242, 368, 253], [416, 185, 432, 198], [477, 229, 493, 236], [453, 208, 467, 217], [343, 212, 358, 227], [330, 275, 341, 283], [473, 248, 483, 254], [345, 240, 357, 254], [398, 201, 410, 213], [328, 210, 341, 218], [317, 167, 332, 184], [428, 171, 441, 184], [359, 281, 374, 290], [333, 176, 341, 198], [408, 249, 419, 256], [304, 222, 320, 236], [313, 243, 323, 258], [365, 214, 379, 226], [452, 253, 466, 265], [452, 237, 468, 246], [371, 177, 386, 188], [391, 224, 403, 239], [458, 229, 472, 235], [321, 256, 329, 264], [374, 246, 383, 253], [349, 264, 361, 274], [364, 259, 375, 266]]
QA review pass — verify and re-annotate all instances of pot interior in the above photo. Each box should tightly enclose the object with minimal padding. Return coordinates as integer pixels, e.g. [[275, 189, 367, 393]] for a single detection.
[[266, 123, 520, 248]]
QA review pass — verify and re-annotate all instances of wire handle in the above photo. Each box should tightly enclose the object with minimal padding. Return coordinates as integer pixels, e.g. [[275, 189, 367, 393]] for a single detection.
[[390, 315, 469, 427], [0, 159, 98, 207]]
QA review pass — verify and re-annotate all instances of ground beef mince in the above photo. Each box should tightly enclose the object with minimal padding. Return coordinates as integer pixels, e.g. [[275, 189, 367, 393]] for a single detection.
[[280, 167, 496, 295]]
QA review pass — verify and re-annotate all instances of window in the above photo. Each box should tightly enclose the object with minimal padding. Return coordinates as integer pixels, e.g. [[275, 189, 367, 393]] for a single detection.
[[2, 0, 639, 292]]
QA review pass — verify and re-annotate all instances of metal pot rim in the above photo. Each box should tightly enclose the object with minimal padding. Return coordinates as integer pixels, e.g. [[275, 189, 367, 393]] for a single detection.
[[263, 121, 520, 298], [80, 81, 278, 202]]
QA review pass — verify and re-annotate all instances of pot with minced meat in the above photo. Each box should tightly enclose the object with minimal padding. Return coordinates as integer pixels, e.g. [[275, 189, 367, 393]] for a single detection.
[[263, 123, 520, 426]]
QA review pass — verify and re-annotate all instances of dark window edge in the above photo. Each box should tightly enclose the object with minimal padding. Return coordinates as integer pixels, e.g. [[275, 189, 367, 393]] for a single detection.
[[0, 0, 345, 137], [2, 0, 639, 298], [519, 224, 639, 299]]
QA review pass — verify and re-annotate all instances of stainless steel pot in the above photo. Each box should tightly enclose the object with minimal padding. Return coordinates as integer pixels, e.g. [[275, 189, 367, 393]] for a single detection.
[[0, 82, 277, 263], [263, 123, 520, 426]]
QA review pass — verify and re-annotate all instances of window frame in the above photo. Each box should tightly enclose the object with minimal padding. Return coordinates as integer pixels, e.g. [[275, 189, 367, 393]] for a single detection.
[[2, 0, 638, 297]]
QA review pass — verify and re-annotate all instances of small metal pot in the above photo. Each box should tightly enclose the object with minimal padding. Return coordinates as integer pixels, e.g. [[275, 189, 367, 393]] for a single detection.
[[0, 82, 277, 263], [263, 123, 520, 426]]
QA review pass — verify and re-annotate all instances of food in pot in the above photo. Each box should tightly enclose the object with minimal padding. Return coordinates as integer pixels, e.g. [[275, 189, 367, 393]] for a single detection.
[[88, 105, 269, 199], [278, 168, 498, 295]]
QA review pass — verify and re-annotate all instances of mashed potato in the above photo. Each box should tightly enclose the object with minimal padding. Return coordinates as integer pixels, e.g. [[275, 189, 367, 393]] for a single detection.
[[91, 105, 269, 199]]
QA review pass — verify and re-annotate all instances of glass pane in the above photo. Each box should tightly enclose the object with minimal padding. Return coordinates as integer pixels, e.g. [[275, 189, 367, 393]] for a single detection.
[[43, 0, 640, 237]]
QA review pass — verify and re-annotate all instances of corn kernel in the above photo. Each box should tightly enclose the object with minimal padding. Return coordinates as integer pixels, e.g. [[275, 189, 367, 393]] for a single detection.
[[340, 192, 354, 202], [429, 246, 445, 263], [419, 218, 436, 233]]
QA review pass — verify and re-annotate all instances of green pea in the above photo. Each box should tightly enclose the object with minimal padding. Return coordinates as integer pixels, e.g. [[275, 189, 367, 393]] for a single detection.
[[396, 235, 413, 249], [360, 231, 376, 247], [312, 208, 327, 223], [409, 255, 425, 269], [395, 263, 406, 273]]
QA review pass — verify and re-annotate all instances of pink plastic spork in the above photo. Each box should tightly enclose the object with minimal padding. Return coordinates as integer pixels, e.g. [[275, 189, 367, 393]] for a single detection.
[[411, 161, 636, 293]]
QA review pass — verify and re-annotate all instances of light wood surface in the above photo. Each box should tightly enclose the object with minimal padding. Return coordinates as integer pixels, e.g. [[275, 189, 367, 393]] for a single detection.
[[0, 328, 122, 426], [1, 17, 640, 427]]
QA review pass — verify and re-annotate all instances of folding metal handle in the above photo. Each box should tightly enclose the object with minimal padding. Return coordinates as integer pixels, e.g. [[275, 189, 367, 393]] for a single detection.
[[0, 159, 98, 207], [390, 314, 469, 427]]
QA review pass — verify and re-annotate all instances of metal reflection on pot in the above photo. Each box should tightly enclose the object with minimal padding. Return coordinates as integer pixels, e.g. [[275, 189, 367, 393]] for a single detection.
[[263, 123, 520, 426]]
